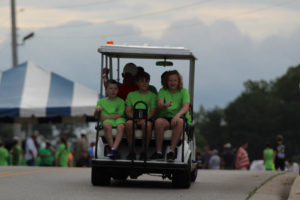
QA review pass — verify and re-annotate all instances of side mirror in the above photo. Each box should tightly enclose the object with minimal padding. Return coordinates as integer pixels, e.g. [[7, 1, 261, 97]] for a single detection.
[[156, 61, 173, 67]]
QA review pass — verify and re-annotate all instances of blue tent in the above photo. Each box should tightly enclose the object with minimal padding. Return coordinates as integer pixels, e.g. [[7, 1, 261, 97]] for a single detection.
[[0, 61, 98, 121]]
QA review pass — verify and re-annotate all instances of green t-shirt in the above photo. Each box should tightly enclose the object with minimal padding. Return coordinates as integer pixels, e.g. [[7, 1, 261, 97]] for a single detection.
[[40, 147, 54, 166], [157, 88, 190, 118], [264, 148, 274, 170], [12, 145, 21, 166], [96, 97, 125, 117], [0, 147, 9, 166], [55, 144, 70, 167], [149, 85, 158, 94], [126, 90, 157, 115]]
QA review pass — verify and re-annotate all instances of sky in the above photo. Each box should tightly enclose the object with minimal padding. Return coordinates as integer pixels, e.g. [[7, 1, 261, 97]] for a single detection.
[[0, 0, 300, 110]]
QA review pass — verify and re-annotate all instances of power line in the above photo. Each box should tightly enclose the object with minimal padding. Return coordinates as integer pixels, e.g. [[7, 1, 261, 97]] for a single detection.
[[235, 0, 298, 17], [26, 0, 116, 9], [37, 0, 299, 39], [52, 0, 217, 29]]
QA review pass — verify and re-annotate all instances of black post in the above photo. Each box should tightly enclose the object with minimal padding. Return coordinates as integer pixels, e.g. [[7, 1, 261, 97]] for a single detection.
[[95, 111, 101, 159]]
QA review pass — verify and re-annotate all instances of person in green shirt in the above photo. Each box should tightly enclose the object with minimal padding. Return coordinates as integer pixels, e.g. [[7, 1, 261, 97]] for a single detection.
[[40, 142, 54, 166], [0, 141, 9, 166], [263, 143, 275, 170], [55, 137, 70, 167], [125, 72, 157, 160], [136, 66, 158, 94], [95, 79, 126, 159], [11, 138, 21, 166], [151, 70, 190, 161]]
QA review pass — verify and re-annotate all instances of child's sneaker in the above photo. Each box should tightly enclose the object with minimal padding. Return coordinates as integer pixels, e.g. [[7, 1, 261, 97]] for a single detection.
[[106, 149, 119, 159], [150, 152, 164, 160], [166, 151, 177, 162]]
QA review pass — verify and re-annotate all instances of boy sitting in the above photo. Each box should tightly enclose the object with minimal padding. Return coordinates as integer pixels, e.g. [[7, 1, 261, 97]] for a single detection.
[[125, 72, 157, 160], [95, 80, 126, 159]]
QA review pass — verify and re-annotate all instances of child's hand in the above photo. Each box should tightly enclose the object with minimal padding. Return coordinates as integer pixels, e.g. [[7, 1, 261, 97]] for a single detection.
[[165, 101, 172, 107], [96, 106, 103, 112]]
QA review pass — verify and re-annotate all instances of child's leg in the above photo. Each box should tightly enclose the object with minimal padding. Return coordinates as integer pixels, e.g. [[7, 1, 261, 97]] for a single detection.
[[113, 123, 125, 149], [103, 122, 113, 148], [125, 120, 134, 147], [154, 118, 170, 153], [141, 121, 153, 146], [170, 118, 184, 151]]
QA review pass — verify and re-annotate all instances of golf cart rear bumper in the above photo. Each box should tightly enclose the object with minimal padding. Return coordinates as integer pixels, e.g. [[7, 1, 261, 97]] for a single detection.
[[91, 159, 189, 172]]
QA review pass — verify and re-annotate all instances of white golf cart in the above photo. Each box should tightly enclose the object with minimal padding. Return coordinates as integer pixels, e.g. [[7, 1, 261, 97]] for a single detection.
[[91, 44, 197, 188]]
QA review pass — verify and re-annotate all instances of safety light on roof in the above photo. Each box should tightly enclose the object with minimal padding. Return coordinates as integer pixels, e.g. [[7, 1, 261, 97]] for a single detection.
[[156, 61, 173, 67], [106, 41, 114, 45]]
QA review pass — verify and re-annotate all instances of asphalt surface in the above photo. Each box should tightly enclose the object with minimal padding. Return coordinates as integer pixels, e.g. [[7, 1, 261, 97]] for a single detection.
[[0, 166, 282, 200]]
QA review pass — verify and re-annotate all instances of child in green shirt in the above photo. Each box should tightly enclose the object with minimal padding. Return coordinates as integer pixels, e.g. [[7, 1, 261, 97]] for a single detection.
[[125, 72, 157, 160], [95, 80, 126, 159], [151, 70, 190, 161]]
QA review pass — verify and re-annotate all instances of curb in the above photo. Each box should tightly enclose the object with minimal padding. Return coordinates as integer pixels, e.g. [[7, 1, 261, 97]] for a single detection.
[[288, 174, 300, 200]]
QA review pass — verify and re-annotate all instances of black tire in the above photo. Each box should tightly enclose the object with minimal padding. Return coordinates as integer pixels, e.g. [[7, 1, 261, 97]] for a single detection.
[[172, 157, 191, 188], [91, 166, 111, 186], [190, 167, 198, 182]]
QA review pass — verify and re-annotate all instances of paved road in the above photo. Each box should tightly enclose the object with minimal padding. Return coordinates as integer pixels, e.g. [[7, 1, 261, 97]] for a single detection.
[[0, 166, 279, 200]]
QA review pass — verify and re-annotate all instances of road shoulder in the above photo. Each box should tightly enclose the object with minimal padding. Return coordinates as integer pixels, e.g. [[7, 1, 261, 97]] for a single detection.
[[250, 171, 298, 200]]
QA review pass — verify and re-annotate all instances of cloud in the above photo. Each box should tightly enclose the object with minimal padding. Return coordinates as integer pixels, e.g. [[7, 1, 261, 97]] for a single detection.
[[1, 17, 300, 110], [159, 18, 300, 109]]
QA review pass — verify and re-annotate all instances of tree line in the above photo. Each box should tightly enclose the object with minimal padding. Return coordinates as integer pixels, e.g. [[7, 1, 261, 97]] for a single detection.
[[194, 64, 300, 161]]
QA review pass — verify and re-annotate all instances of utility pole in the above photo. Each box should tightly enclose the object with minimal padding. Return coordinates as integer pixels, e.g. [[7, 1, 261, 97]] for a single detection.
[[10, 0, 18, 67]]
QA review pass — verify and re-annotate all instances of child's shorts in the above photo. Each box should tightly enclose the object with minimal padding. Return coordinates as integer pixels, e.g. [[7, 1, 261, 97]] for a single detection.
[[102, 118, 126, 127]]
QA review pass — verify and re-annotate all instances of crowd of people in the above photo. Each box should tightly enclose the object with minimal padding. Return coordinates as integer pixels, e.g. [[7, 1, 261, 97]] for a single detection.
[[0, 132, 95, 167], [196, 135, 299, 172]]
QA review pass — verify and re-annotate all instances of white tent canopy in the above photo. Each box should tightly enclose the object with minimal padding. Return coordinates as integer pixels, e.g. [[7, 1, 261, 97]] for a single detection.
[[0, 61, 98, 122]]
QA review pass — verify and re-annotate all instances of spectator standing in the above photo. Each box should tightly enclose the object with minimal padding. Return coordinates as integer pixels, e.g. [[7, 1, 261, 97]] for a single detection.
[[40, 142, 55, 166], [202, 145, 212, 169], [0, 141, 9, 166], [274, 135, 286, 171], [287, 159, 299, 172], [196, 152, 203, 169], [221, 143, 235, 170], [55, 137, 70, 167], [75, 133, 89, 166], [88, 142, 95, 164], [11, 137, 22, 166], [25, 132, 38, 166], [263, 143, 275, 171], [209, 149, 221, 170], [235, 141, 250, 170]]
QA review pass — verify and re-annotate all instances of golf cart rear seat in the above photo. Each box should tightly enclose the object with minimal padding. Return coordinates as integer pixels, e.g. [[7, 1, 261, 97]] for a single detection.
[[98, 129, 173, 140]]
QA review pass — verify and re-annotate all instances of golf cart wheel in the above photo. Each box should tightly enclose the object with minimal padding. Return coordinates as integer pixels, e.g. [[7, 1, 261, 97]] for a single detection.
[[172, 157, 191, 188], [172, 169, 191, 188], [91, 166, 111, 186], [190, 167, 198, 182]]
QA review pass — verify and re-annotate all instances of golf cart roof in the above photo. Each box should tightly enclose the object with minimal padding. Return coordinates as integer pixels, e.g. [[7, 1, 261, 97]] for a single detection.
[[98, 45, 197, 60]]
